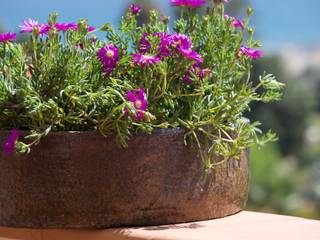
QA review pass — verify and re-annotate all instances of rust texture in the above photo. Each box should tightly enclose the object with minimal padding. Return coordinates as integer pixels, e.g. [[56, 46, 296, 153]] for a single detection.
[[0, 129, 249, 228]]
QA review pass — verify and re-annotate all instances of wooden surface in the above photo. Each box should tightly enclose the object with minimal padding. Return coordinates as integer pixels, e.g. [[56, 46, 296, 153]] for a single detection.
[[0, 211, 319, 240]]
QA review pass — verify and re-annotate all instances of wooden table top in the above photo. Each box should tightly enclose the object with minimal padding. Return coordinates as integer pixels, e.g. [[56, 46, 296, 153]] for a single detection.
[[0, 211, 319, 240]]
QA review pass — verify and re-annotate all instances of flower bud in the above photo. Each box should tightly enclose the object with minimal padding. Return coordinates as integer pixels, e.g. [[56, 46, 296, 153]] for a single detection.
[[248, 27, 254, 39], [247, 7, 254, 17], [213, 0, 228, 4], [101, 23, 111, 32], [33, 26, 39, 38], [144, 112, 156, 122], [161, 16, 170, 25]]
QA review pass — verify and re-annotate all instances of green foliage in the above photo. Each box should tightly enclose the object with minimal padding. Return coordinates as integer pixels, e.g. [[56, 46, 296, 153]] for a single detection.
[[0, 4, 284, 171]]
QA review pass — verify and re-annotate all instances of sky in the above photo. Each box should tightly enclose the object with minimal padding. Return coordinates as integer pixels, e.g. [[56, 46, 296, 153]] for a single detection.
[[0, 0, 319, 50]]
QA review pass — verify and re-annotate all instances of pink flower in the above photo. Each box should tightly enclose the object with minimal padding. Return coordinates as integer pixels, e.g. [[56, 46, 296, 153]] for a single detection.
[[97, 44, 119, 74], [130, 4, 141, 14], [0, 32, 16, 43], [125, 88, 148, 121], [3, 129, 19, 155], [240, 47, 263, 60], [170, 0, 206, 8], [19, 19, 50, 36], [224, 15, 244, 30], [132, 54, 161, 66], [54, 22, 78, 32]]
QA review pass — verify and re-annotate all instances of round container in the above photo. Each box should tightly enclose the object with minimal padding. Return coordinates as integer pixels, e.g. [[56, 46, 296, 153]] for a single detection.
[[0, 128, 249, 228]]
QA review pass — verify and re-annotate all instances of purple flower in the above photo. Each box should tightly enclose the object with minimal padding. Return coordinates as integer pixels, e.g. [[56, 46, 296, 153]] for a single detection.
[[240, 46, 263, 60], [54, 22, 78, 32], [125, 88, 148, 121], [181, 64, 210, 84], [170, 0, 206, 8], [171, 33, 193, 51], [19, 19, 50, 36], [180, 48, 203, 63], [170, 33, 203, 62], [0, 32, 16, 43], [224, 15, 244, 30], [3, 129, 18, 155], [199, 68, 212, 79], [137, 32, 202, 63], [130, 4, 141, 14], [90, 36, 97, 43], [132, 54, 161, 66], [97, 44, 119, 74], [182, 73, 193, 84], [87, 26, 96, 32], [157, 32, 174, 56], [138, 32, 173, 57], [232, 19, 244, 29], [138, 33, 152, 54]]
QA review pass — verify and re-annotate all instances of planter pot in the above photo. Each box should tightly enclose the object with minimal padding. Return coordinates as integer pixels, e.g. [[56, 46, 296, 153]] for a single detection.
[[0, 128, 249, 228]]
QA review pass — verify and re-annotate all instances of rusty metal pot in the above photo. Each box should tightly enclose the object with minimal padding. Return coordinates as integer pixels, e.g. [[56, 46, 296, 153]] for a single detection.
[[0, 128, 249, 228]]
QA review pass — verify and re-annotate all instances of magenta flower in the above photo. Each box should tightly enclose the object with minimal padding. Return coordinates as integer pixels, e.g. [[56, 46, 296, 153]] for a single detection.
[[54, 22, 78, 32], [240, 46, 263, 60], [0, 32, 16, 43], [130, 4, 141, 14], [138, 33, 152, 54], [125, 88, 148, 121], [172, 34, 203, 63], [19, 19, 50, 36], [182, 73, 193, 84], [232, 19, 244, 29], [171, 33, 193, 51], [87, 26, 96, 32], [132, 54, 161, 66], [170, 0, 206, 8], [199, 68, 212, 79], [170, 33, 203, 62], [224, 15, 244, 30], [138, 32, 173, 57], [157, 32, 174, 57], [180, 48, 203, 63], [3, 129, 19, 155], [137, 32, 201, 63], [181, 64, 210, 84], [97, 44, 119, 74]]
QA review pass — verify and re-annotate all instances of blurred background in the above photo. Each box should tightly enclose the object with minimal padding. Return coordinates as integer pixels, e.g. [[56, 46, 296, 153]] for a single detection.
[[1, 0, 319, 219]]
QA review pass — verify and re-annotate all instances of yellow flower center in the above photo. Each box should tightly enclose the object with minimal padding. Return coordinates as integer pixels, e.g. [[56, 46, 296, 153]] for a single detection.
[[106, 50, 114, 58], [173, 39, 181, 47], [135, 100, 142, 109]]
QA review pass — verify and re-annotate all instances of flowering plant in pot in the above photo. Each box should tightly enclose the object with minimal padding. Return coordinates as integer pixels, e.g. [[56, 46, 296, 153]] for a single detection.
[[0, 0, 284, 228]]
